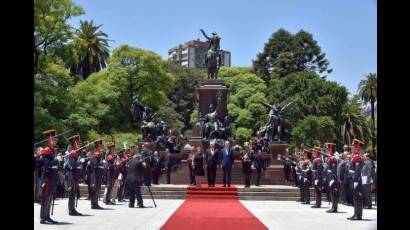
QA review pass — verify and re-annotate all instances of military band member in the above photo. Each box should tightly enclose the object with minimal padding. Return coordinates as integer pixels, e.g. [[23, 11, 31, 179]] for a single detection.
[[66, 135, 83, 216], [205, 142, 220, 187], [325, 143, 339, 213], [301, 150, 312, 204], [241, 142, 254, 188], [311, 147, 324, 208], [38, 129, 60, 224], [348, 139, 365, 220], [89, 139, 105, 209], [104, 143, 117, 205], [125, 153, 146, 208]]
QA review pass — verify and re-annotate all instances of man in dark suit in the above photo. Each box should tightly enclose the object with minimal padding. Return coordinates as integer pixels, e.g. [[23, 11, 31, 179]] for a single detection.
[[163, 148, 173, 184], [361, 153, 374, 209], [205, 143, 219, 187], [219, 141, 234, 187], [125, 153, 145, 208]]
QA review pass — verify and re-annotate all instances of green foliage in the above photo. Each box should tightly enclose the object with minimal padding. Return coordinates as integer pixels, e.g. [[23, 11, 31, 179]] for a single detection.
[[252, 28, 332, 83], [235, 127, 253, 145], [34, 0, 84, 73], [167, 64, 206, 133], [220, 67, 269, 137], [341, 98, 373, 145], [71, 20, 110, 78], [291, 115, 336, 147], [267, 71, 348, 144]]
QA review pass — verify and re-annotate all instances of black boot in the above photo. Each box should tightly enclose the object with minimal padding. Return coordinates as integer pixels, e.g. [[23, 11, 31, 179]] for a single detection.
[[69, 209, 83, 216], [311, 204, 320, 208], [91, 205, 104, 209], [46, 217, 58, 224]]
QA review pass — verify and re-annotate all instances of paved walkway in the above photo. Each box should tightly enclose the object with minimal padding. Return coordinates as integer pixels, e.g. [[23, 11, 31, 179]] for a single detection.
[[34, 198, 377, 230]]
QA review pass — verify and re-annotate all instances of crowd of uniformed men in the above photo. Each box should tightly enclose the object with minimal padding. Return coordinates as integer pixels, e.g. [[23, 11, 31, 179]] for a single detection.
[[34, 129, 178, 224], [34, 129, 376, 224]]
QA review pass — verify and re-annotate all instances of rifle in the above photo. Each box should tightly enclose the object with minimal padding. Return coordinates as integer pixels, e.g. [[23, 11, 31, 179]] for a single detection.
[[34, 129, 74, 146]]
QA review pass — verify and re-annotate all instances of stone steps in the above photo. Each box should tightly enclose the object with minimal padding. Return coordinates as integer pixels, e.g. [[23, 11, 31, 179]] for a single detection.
[[78, 184, 376, 201]]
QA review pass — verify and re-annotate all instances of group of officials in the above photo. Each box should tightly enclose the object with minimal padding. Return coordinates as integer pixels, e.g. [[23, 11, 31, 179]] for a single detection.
[[288, 139, 376, 221], [34, 129, 171, 224], [186, 137, 268, 188]]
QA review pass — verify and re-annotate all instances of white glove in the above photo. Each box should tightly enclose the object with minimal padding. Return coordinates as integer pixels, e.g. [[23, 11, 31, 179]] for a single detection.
[[303, 178, 307, 182], [349, 170, 355, 174], [314, 180, 318, 186], [80, 158, 85, 163], [57, 156, 63, 162], [77, 166, 82, 169], [329, 180, 334, 187], [51, 165, 58, 169], [327, 170, 331, 173], [116, 161, 120, 166], [354, 182, 358, 189], [102, 160, 106, 164]]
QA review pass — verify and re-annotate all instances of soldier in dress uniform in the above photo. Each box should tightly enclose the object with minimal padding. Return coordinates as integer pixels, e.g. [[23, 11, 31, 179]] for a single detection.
[[66, 135, 83, 216], [325, 143, 339, 213], [205, 142, 220, 187], [311, 147, 324, 208], [241, 142, 254, 188], [38, 129, 60, 224], [104, 143, 117, 205], [125, 153, 146, 208], [89, 139, 105, 209], [300, 149, 312, 204], [347, 139, 365, 220]]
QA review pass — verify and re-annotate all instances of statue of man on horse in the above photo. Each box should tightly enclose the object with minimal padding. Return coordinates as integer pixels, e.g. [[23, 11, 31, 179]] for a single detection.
[[200, 29, 223, 79]]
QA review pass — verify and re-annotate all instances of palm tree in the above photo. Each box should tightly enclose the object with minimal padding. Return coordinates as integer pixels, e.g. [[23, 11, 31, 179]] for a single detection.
[[358, 73, 377, 152], [73, 20, 110, 79], [341, 99, 373, 146]]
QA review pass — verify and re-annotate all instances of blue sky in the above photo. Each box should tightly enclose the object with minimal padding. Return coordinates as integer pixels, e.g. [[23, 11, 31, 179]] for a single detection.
[[69, 0, 376, 95]]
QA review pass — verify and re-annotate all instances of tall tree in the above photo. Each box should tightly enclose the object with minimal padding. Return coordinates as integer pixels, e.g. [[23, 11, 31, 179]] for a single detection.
[[358, 73, 377, 152], [252, 28, 332, 83], [341, 99, 373, 146], [34, 0, 84, 74], [167, 64, 206, 134], [73, 20, 110, 78]]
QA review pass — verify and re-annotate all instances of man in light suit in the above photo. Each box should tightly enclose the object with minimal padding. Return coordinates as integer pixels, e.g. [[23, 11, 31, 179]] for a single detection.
[[219, 141, 234, 187]]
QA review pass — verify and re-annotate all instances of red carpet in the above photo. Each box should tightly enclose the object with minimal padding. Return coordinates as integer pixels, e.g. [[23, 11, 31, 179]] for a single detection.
[[161, 184, 268, 230]]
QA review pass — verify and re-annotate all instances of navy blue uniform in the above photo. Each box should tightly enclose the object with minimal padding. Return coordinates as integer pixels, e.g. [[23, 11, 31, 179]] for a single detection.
[[38, 148, 59, 222], [311, 158, 324, 207], [301, 160, 312, 204], [67, 151, 81, 213], [90, 153, 104, 208], [349, 156, 364, 219], [327, 157, 340, 212]]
